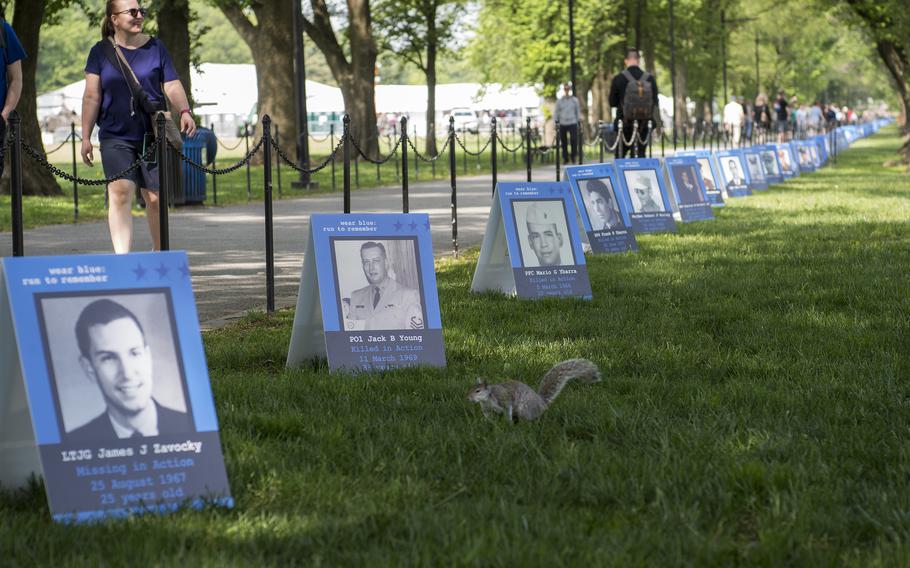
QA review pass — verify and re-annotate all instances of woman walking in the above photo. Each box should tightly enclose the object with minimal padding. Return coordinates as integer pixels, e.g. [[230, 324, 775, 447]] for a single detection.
[[81, 0, 195, 252]]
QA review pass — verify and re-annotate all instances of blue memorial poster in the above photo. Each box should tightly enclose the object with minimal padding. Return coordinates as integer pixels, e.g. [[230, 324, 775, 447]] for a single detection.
[[742, 148, 769, 190], [664, 157, 715, 222], [715, 150, 753, 197], [810, 136, 827, 166], [676, 150, 726, 206], [471, 182, 592, 300], [564, 164, 638, 254], [757, 145, 785, 184], [614, 159, 678, 233], [793, 141, 816, 172], [0, 252, 232, 524], [775, 143, 798, 178], [286, 213, 445, 372]]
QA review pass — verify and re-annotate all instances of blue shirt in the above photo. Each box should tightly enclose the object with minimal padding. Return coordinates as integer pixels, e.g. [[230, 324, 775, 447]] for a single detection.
[[85, 37, 179, 141], [0, 21, 27, 109]]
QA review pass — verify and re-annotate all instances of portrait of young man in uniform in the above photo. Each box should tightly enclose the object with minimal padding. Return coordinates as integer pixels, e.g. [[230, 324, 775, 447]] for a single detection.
[[672, 165, 705, 204], [337, 240, 425, 331], [624, 171, 663, 213]]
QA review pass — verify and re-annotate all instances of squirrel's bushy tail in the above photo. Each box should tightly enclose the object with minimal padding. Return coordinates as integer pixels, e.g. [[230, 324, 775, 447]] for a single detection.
[[538, 358, 601, 406]]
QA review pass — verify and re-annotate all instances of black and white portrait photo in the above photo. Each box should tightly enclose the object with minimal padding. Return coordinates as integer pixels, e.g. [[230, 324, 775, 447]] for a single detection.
[[745, 153, 765, 181], [697, 158, 718, 191], [38, 291, 194, 442], [760, 150, 781, 177], [578, 177, 624, 230], [777, 148, 793, 172], [511, 199, 576, 268], [332, 238, 425, 331], [721, 156, 746, 186], [670, 164, 705, 204], [623, 170, 664, 213]]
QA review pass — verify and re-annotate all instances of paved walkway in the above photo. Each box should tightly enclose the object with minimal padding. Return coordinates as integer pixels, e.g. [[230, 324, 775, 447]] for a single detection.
[[1, 167, 559, 328]]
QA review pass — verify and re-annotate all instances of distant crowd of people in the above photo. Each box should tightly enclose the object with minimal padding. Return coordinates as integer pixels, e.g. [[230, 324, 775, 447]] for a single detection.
[[723, 91, 859, 144]]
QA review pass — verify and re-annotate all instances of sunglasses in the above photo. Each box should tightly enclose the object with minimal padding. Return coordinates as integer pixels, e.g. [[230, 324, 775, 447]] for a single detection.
[[115, 7, 148, 18]]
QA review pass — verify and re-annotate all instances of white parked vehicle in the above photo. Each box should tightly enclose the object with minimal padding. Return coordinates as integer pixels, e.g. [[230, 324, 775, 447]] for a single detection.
[[447, 108, 479, 133]]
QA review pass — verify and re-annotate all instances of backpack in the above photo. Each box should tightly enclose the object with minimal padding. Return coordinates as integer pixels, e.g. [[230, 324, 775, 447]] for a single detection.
[[621, 70, 654, 122]]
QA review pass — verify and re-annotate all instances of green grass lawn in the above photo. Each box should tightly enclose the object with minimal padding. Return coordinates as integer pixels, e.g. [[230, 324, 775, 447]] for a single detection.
[[0, 130, 541, 232], [2, 128, 910, 565]]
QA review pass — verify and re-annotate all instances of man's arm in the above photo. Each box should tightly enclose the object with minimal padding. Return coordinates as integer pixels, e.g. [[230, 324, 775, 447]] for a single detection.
[[2, 60, 21, 122], [650, 74, 659, 104], [608, 75, 623, 109]]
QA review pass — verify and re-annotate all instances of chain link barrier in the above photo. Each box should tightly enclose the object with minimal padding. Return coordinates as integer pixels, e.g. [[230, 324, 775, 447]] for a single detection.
[[272, 133, 345, 175], [43, 133, 77, 155], [454, 131, 492, 156], [351, 133, 402, 165], [309, 132, 332, 144], [216, 136, 246, 151], [170, 135, 265, 175], [406, 135, 451, 163], [495, 132, 525, 153], [21, 140, 156, 186]]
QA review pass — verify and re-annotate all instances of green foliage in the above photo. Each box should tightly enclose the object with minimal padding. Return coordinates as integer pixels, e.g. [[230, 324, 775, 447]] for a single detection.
[[35, 5, 97, 95], [3, 129, 910, 564]]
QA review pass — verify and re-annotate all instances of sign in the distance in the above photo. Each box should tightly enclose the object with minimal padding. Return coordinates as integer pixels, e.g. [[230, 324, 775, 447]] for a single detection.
[[664, 156, 715, 222], [614, 159, 678, 233]]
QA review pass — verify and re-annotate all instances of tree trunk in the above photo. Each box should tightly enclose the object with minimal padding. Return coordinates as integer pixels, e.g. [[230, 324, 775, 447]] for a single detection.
[[875, 39, 910, 135], [425, 41, 437, 156], [590, 66, 610, 124], [220, 0, 297, 164], [6, 0, 62, 196], [575, 76, 593, 138], [673, 59, 689, 134], [302, 0, 379, 159], [157, 0, 192, 107]]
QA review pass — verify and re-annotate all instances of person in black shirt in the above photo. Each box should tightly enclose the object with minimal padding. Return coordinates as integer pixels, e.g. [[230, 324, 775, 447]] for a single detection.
[[609, 48, 659, 158], [774, 90, 789, 142]]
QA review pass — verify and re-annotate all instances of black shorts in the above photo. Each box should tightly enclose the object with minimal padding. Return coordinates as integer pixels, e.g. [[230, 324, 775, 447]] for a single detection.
[[100, 137, 159, 191]]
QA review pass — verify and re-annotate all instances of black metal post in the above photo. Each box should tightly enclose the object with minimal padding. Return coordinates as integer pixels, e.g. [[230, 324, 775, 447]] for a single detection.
[[490, 117, 498, 195], [392, 126, 400, 182], [648, 120, 654, 158], [525, 117, 532, 182], [598, 122, 604, 163], [618, 119, 625, 159], [156, 113, 170, 251], [449, 116, 458, 256], [343, 114, 351, 214], [555, 120, 561, 181], [330, 123, 336, 191], [275, 123, 282, 197], [262, 115, 275, 314], [70, 122, 79, 222], [244, 122, 251, 201], [292, 0, 311, 188], [210, 122, 218, 205], [9, 112, 23, 256], [683, 126, 687, 150], [400, 116, 409, 213]]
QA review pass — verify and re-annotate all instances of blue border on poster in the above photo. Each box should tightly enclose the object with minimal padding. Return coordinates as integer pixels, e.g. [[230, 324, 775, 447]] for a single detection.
[[614, 158, 678, 233], [674, 150, 726, 206], [564, 163, 638, 253], [1, 252, 232, 523], [756, 144, 785, 185], [715, 150, 753, 197], [497, 182, 592, 299], [741, 148, 769, 190], [308, 213, 446, 371], [664, 156, 714, 222]]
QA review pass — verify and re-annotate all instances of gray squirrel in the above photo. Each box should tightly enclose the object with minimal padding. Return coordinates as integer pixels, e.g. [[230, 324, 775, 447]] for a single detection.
[[466, 358, 601, 422]]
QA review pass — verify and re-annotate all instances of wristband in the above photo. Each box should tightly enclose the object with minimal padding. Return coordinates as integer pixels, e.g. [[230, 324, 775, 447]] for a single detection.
[[180, 108, 191, 117]]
